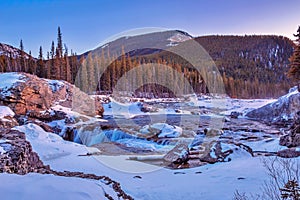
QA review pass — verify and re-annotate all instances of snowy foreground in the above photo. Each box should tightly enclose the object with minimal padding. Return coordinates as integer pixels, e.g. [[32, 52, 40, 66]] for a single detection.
[[6, 123, 268, 200], [1, 94, 294, 200]]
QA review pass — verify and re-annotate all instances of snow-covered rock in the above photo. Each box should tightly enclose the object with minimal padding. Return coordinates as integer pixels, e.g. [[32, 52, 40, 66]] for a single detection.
[[0, 106, 15, 118], [246, 86, 300, 122], [140, 123, 182, 138], [0, 105, 18, 129], [0, 72, 104, 117]]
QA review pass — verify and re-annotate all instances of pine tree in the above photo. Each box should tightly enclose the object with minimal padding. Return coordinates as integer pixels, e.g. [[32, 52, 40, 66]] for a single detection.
[[37, 46, 44, 77], [57, 26, 63, 58], [64, 45, 72, 82], [50, 41, 56, 79], [28, 50, 36, 75], [19, 39, 26, 72], [288, 26, 300, 91]]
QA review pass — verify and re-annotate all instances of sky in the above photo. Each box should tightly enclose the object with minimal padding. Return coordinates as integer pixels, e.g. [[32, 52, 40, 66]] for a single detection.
[[0, 0, 300, 57]]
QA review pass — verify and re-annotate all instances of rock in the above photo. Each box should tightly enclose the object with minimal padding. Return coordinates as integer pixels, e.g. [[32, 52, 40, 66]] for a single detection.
[[0, 129, 50, 174], [163, 143, 189, 165], [279, 133, 300, 147], [279, 112, 300, 147], [60, 126, 76, 142], [230, 111, 241, 119], [0, 116, 18, 129], [199, 142, 233, 164], [139, 123, 182, 138], [246, 87, 300, 123], [0, 73, 104, 117], [277, 148, 300, 158], [27, 110, 66, 122], [140, 103, 158, 113]]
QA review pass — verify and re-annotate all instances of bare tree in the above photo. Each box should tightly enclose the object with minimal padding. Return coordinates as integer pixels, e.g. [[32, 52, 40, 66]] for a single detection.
[[234, 157, 300, 200]]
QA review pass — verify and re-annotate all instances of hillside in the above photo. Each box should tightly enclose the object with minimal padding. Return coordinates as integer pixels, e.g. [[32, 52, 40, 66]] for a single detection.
[[195, 35, 295, 97], [152, 35, 296, 98], [0, 32, 296, 98]]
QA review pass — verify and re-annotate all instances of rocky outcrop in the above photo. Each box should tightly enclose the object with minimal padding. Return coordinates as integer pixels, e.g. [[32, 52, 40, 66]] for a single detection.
[[0, 129, 50, 174], [277, 148, 300, 158], [279, 111, 300, 147], [246, 87, 300, 123], [0, 116, 18, 129], [163, 143, 189, 166], [0, 73, 103, 117]]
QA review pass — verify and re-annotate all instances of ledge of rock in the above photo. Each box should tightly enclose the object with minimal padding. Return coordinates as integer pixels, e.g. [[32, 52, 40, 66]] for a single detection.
[[0, 72, 103, 117]]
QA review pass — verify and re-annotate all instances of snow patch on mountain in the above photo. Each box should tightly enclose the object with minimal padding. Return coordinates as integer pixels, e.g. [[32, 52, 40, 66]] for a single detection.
[[167, 33, 192, 46]]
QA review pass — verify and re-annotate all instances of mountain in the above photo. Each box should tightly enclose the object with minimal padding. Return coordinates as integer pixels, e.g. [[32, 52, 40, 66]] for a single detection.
[[84, 30, 193, 57]]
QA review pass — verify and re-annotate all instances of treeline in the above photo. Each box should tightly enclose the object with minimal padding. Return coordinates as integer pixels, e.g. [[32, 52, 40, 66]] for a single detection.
[[0, 27, 80, 83], [76, 50, 212, 97]]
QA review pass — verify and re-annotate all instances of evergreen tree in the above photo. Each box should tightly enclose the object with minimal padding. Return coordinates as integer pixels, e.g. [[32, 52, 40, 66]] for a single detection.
[[28, 50, 36, 74], [57, 26, 63, 58], [37, 46, 44, 77], [19, 39, 26, 72], [288, 26, 300, 91], [50, 41, 56, 79], [64, 45, 72, 82]]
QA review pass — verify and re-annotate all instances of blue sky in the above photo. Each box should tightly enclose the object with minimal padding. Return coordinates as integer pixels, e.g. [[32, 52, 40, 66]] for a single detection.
[[1, 0, 300, 57]]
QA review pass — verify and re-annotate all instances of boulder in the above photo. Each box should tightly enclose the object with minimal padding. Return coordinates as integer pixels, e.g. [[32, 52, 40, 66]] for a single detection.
[[246, 86, 300, 123], [230, 111, 241, 119], [163, 143, 189, 165], [277, 148, 300, 158], [279, 112, 300, 147], [139, 123, 182, 138], [0, 106, 18, 129], [0, 73, 104, 117]]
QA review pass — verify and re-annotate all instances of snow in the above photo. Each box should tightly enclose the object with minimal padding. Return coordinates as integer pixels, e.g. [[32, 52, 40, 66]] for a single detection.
[[0, 173, 116, 200], [103, 96, 275, 119], [0, 73, 25, 95], [11, 122, 288, 199], [217, 98, 276, 116], [3, 92, 297, 199], [0, 106, 14, 118], [0, 146, 6, 154], [47, 79, 65, 92]]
